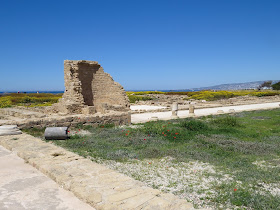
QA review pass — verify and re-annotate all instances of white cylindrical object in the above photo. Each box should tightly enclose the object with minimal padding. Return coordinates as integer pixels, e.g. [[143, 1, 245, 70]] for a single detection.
[[44, 127, 68, 140]]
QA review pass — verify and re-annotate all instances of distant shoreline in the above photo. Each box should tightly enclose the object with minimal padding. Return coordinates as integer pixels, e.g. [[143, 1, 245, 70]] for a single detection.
[[0, 90, 196, 94], [0, 91, 64, 94]]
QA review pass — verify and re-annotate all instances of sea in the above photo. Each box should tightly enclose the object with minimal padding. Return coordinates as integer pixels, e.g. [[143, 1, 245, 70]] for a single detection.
[[0, 89, 195, 94], [0, 91, 64, 94]]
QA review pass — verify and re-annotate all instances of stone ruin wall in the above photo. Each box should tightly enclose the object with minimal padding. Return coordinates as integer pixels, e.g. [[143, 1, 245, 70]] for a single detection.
[[52, 60, 130, 114]]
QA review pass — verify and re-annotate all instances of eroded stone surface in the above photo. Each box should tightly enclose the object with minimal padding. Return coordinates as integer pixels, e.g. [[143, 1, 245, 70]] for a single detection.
[[51, 60, 130, 114], [0, 111, 131, 129], [0, 133, 195, 209]]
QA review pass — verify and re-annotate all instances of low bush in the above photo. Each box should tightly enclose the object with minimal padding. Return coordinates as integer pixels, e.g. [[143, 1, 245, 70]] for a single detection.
[[20, 96, 34, 103], [212, 116, 240, 127], [249, 91, 280, 97], [128, 95, 153, 103], [165, 92, 189, 95], [180, 119, 208, 131], [272, 82, 280, 90], [189, 91, 235, 101], [126, 91, 164, 95], [167, 90, 280, 101], [0, 96, 12, 108], [0, 93, 61, 107]]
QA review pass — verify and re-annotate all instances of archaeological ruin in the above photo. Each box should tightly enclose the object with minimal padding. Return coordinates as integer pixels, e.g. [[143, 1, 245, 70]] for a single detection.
[[0, 60, 131, 128], [52, 60, 130, 114]]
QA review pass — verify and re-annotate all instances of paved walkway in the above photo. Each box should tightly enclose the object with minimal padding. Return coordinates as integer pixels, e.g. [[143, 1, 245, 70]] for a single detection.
[[0, 145, 94, 210], [131, 102, 280, 123], [0, 146, 94, 210]]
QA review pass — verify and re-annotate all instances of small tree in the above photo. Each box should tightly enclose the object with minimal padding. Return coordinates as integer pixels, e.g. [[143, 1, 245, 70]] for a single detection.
[[272, 82, 280, 90], [258, 81, 272, 90]]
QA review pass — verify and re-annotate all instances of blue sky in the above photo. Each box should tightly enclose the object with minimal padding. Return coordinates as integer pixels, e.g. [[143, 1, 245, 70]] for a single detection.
[[0, 0, 279, 91]]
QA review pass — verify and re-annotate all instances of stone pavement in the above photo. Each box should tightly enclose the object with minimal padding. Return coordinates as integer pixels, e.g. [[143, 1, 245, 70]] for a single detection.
[[131, 102, 280, 123], [0, 145, 94, 210], [0, 134, 194, 210]]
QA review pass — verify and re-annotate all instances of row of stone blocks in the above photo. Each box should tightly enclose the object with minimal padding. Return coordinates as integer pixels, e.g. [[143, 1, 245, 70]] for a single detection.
[[0, 134, 195, 209], [1, 112, 131, 129]]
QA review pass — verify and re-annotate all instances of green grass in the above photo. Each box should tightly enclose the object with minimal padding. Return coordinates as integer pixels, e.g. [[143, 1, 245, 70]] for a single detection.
[[25, 109, 280, 209]]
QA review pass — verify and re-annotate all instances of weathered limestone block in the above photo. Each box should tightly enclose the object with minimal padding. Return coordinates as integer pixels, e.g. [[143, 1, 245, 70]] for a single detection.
[[0, 125, 22, 136], [217, 110, 224, 114], [172, 102, 179, 118], [189, 104, 195, 117]]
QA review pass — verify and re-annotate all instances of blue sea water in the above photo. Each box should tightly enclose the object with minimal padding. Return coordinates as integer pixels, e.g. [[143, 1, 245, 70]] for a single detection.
[[0, 91, 64, 94], [0, 89, 195, 94]]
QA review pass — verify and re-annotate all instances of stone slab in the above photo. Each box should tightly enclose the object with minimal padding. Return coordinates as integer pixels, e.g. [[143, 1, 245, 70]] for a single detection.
[[0, 145, 94, 210]]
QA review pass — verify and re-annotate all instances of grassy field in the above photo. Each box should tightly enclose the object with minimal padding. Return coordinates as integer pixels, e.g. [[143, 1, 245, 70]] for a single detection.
[[24, 109, 280, 209], [0, 93, 62, 108], [127, 90, 280, 102]]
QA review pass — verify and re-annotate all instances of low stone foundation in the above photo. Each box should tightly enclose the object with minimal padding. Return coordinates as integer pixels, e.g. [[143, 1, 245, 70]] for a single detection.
[[0, 110, 131, 129]]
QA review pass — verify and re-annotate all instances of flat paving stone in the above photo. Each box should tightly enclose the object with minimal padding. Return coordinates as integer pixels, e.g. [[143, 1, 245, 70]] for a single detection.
[[0, 145, 95, 210]]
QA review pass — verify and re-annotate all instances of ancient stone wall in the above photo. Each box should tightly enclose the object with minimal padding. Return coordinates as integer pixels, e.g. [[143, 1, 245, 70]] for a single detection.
[[52, 60, 130, 114], [12, 112, 131, 129]]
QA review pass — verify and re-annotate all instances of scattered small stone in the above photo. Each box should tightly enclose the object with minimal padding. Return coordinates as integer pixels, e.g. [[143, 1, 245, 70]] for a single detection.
[[0, 125, 22, 136], [217, 110, 224, 114]]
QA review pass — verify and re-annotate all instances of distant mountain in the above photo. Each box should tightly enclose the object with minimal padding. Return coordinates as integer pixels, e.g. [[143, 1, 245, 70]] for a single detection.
[[173, 80, 280, 91]]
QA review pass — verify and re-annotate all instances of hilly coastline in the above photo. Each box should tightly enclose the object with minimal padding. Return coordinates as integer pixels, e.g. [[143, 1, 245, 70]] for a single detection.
[[172, 80, 280, 92]]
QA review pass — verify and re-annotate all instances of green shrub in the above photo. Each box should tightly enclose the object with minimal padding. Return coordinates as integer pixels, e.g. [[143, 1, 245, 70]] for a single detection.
[[187, 90, 280, 101], [212, 116, 240, 127], [180, 120, 208, 131], [189, 91, 235, 101], [19, 96, 34, 103], [99, 123, 115, 128], [272, 82, 280, 90], [141, 121, 166, 135], [126, 91, 164, 95], [165, 92, 189, 95], [128, 95, 153, 103], [0, 96, 12, 108], [250, 91, 279, 97]]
